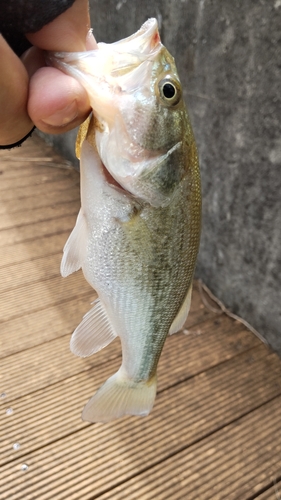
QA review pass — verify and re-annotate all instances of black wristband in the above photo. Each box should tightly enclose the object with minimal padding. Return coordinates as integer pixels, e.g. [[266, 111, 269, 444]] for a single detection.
[[0, 125, 36, 150]]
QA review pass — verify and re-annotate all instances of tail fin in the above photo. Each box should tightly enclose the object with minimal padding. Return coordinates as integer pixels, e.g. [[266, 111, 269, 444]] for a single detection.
[[82, 369, 157, 423]]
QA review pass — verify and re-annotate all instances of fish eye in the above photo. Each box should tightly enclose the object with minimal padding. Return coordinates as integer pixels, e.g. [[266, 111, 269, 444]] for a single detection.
[[163, 83, 176, 99], [158, 77, 181, 106]]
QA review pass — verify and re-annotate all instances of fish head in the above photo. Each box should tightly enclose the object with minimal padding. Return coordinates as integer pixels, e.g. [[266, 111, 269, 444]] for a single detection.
[[50, 19, 191, 206]]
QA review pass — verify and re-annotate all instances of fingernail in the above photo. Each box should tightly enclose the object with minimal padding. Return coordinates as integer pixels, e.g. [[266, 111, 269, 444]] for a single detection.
[[42, 101, 78, 127], [86, 29, 98, 50]]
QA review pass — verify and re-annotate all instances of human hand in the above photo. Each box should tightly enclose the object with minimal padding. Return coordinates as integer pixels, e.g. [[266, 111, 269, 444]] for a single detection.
[[0, 0, 97, 146]]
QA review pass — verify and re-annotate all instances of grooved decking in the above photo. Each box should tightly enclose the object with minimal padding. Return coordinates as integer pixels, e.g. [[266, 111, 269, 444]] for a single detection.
[[0, 136, 280, 500]]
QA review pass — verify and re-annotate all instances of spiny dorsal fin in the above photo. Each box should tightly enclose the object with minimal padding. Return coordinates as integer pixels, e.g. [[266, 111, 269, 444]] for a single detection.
[[70, 299, 118, 357]]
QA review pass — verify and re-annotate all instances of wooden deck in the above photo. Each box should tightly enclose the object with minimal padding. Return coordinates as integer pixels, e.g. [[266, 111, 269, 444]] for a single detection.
[[0, 136, 280, 500]]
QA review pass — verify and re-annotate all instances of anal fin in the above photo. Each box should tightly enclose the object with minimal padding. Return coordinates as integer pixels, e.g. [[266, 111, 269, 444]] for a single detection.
[[60, 209, 87, 277], [169, 284, 193, 335], [70, 299, 117, 357]]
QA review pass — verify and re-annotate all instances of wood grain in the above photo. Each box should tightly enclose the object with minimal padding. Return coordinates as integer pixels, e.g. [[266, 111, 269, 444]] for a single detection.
[[0, 136, 280, 500]]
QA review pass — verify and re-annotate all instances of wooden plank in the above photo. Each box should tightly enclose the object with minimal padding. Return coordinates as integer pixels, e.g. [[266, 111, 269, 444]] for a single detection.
[[0, 156, 68, 169], [0, 157, 73, 174], [0, 272, 93, 323], [0, 254, 62, 293], [0, 296, 94, 358], [0, 163, 72, 179], [96, 397, 281, 500], [157, 318, 261, 393], [0, 312, 259, 400], [0, 168, 77, 191], [0, 233, 69, 268], [0, 214, 77, 247], [0, 136, 70, 166], [0, 177, 79, 202], [0, 353, 280, 499], [0, 134, 58, 159], [0, 346, 280, 466], [0, 200, 80, 231], [0, 187, 79, 215], [256, 481, 281, 500]]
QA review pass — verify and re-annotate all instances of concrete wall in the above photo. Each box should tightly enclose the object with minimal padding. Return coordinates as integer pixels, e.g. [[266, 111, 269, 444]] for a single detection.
[[44, 0, 281, 353]]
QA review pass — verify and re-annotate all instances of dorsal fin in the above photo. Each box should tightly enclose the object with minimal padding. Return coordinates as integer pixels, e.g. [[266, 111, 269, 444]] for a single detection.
[[169, 284, 193, 335]]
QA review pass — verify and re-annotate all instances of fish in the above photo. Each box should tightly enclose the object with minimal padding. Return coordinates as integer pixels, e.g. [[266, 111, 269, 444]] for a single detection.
[[50, 18, 201, 423]]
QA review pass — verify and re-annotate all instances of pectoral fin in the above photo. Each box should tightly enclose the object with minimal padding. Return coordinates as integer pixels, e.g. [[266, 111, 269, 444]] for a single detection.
[[60, 209, 87, 277], [70, 299, 117, 357], [76, 115, 91, 159], [169, 284, 193, 335], [76, 114, 98, 159]]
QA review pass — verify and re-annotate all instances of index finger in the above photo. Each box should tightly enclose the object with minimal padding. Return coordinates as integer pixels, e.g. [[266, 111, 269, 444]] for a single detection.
[[26, 0, 97, 52], [0, 36, 33, 146]]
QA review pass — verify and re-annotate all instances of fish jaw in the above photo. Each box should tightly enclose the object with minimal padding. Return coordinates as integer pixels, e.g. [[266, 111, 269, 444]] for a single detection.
[[48, 18, 162, 127], [106, 17, 161, 54]]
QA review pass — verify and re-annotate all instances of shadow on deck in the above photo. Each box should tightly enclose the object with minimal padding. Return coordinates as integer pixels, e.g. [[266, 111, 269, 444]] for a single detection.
[[0, 136, 280, 500]]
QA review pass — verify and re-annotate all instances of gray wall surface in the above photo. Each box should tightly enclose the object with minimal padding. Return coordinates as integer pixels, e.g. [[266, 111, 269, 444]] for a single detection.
[[44, 0, 281, 354]]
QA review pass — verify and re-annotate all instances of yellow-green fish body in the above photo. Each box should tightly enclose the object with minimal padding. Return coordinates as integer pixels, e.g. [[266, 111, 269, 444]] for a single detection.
[[51, 18, 201, 423]]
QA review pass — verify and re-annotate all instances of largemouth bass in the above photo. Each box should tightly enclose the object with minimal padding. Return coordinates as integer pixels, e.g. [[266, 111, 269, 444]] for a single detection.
[[50, 18, 201, 423]]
